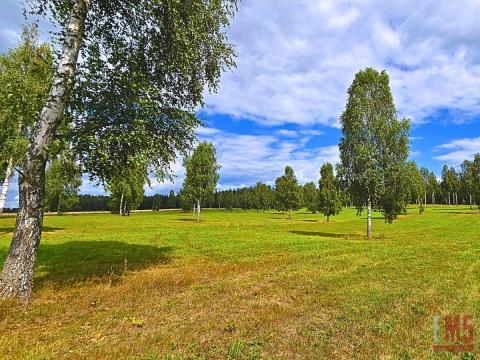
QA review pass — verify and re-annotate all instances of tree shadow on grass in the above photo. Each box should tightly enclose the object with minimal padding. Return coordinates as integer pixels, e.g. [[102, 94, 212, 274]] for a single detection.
[[0, 241, 173, 290], [0, 226, 62, 235], [289, 230, 367, 240], [435, 211, 479, 215]]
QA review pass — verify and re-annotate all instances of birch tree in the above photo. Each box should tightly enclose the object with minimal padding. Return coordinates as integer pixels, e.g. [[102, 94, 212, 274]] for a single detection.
[[275, 166, 301, 219], [0, 0, 237, 300], [338, 68, 410, 238], [407, 162, 425, 213], [474, 154, 480, 207], [460, 160, 476, 208], [0, 25, 53, 215], [303, 182, 319, 214], [318, 163, 342, 221], [181, 142, 220, 222]]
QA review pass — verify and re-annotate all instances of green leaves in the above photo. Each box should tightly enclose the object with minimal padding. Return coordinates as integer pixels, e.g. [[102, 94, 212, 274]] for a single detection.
[[45, 153, 82, 213], [275, 166, 302, 214], [181, 141, 220, 205], [339, 68, 410, 225], [106, 163, 148, 215], [25, 0, 237, 186], [0, 24, 53, 166], [318, 163, 342, 221]]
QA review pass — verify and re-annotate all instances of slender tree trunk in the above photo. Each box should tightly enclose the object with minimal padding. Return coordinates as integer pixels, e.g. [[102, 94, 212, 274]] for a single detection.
[[0, 0, 90, 301], [424, 192, 427, 207], [119, 191, 124, 216], [327, 215, 330, 222], [432, 190, 435, 206], [367, 197, 372, 239], [0, 158, 14, 216], [469, 194, 472, 209], [288, 210, 291, 219], [196, 200, 200, 223]]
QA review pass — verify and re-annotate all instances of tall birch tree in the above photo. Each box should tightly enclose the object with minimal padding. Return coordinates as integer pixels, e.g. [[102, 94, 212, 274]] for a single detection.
[[181, 142, 220, 223], [275, 166, 301, 219], [338, 68, 410, 238], [318, 163, 342, 221]]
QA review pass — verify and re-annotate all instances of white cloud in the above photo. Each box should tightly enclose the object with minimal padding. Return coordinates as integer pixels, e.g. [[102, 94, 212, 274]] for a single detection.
[[198, 128, 339, 187], [204, 0, 480, 127], [433, 137, 480, 165]]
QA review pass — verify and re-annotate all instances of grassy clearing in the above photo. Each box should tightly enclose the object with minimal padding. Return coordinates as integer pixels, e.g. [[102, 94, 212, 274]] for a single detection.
[[0, 206, 479, 359]]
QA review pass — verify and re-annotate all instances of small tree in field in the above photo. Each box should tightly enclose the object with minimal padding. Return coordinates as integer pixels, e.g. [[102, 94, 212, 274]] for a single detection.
[[303, 182, 318, 213], [338, 68, 410, 238], [275, 166, 301, 219], [182, 142, 220, 222], [107, 164, 147, 216], [318, 163, 342, 221], [460, 160, 476, 208], [406, 162, 425, 213]]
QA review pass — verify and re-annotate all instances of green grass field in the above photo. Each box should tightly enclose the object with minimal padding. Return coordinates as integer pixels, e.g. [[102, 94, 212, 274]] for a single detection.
[[0, 206, 478, 359]]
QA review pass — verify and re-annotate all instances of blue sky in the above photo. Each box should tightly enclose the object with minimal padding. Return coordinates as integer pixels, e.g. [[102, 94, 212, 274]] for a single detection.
[[2, 0, 480, 207]]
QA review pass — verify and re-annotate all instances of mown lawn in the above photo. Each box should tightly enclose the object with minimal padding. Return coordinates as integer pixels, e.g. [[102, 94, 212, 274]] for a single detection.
[[0, 206, 478, 359]]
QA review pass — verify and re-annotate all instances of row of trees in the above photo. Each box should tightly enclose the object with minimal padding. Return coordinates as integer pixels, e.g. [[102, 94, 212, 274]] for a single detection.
[[33, 156, 480, 217]]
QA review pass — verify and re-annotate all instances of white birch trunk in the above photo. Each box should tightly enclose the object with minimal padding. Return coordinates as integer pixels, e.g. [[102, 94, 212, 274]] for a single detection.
[[119, 191, 124, 216], [196, 200, 200, 223], [0, 0, 90, 301], [367, 197, 372, 239], [0, 158, 14, 216]]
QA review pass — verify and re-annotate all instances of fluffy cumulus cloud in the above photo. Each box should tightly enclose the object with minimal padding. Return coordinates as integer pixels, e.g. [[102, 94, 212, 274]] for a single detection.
[[434, 137, 480, 165], [196, 127, 338, 188], [204, 0, 480, 126]]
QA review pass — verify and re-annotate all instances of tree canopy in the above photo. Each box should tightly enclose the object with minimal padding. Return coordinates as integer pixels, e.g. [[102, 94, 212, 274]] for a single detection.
[[275, 166, 301, 219], [45, 153, 82, 213], [181, 141, 220, 222], [338, 68, 410, 237], [318, 163, 342, 221]]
